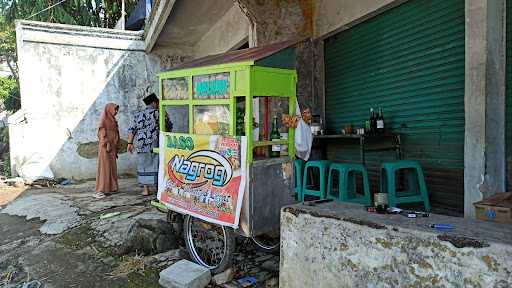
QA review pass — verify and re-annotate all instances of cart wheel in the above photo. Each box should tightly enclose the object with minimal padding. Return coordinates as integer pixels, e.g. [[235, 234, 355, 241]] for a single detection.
[[251, 234, 280, 253], [184, 215, 235, 274]]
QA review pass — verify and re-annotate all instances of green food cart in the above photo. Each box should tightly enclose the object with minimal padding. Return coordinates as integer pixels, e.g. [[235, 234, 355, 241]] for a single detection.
[[156, 41, 299, 272]]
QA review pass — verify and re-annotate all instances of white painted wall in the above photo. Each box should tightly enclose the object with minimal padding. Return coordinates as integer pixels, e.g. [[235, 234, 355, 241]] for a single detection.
[[11, 21, 160, 180]]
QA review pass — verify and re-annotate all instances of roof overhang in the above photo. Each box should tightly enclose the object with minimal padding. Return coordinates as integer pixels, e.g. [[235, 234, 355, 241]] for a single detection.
[[144, 0, 236, 54], [144, 0, 177, 53]]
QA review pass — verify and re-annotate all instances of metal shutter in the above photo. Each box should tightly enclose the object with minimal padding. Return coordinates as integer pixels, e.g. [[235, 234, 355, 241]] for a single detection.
[[324, 0, 465, 212], [507, 0, 512, 191]]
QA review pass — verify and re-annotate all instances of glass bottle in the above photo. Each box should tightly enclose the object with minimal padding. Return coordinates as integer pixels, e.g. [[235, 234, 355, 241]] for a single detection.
[[370, 108, 376, 134], [269, 115, 281, 158], [377, 107, 385, 134]]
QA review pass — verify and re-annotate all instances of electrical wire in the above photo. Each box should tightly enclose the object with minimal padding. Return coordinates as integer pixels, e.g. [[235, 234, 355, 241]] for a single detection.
[[26, 0, 68, 20]]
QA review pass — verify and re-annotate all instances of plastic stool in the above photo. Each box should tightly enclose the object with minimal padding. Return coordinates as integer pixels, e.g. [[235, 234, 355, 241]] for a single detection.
[[294, 159, 305, 201], [327, 163, 372, 206], [380, 160, 431, 212], [301, 160, 331, 201]]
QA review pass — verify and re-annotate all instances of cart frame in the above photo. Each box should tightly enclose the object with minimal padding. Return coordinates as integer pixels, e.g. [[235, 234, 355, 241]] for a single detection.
[[157, 53, 298, 273]]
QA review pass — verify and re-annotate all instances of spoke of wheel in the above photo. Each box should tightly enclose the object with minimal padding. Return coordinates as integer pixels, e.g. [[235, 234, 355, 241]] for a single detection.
[[189, 218, 226, 268]]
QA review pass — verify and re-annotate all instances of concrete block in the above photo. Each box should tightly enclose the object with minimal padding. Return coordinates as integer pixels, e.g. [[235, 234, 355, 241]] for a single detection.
[[159, 260, 211, 288]]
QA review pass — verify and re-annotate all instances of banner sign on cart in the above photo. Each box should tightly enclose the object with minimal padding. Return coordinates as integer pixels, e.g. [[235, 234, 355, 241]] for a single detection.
[[158, 132, 247, 228]]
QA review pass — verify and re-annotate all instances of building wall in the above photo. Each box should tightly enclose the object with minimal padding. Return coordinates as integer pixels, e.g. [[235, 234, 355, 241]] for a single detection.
[[150, 46, 193, 71], [313, 0, 403, 38], [11, 21, 160, 180], [195, 5, 250, 57], [235, 0, 313, 46]]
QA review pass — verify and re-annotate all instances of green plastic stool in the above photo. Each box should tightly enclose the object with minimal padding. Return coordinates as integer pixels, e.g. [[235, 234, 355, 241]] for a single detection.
[[294, 159, 305, 201], [380, 160, 431, 212], [301, 160, 331, 201], [327, 163, 372, 206]]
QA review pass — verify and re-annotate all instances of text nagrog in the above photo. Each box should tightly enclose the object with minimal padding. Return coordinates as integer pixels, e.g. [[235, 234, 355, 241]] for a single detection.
[[171, 150, 233, 187]]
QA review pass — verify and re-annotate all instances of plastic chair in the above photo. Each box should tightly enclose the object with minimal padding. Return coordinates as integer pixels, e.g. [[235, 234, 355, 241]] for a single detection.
[[327, 163, 372, 206], [301, 160, 331, 201], [380, 160, 431, 212], [294, 159, 305, 201]]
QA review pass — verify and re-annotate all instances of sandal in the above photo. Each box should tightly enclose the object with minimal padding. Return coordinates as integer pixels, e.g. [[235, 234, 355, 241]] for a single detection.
[[92, 192, 106, 199]]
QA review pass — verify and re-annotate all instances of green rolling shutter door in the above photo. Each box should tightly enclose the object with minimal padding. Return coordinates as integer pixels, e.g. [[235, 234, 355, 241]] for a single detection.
[[507, 0, 512, 191], [324, 0, 465, 211]]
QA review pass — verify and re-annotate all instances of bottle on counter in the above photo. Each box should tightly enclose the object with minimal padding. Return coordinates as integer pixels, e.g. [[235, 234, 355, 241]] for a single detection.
[[377, 107, 385, 134], [370, 108, 376, 134], [270, 115, 281, 158]]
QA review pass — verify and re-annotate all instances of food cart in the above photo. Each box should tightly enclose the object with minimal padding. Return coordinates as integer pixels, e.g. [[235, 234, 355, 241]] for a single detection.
[[156, 42, 298, 273]]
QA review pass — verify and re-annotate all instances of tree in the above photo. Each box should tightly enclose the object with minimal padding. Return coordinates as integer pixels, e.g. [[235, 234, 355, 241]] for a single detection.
[[0, 0, 138, 112], [0, 15, 19, 112], [0, 76, 19, 112]]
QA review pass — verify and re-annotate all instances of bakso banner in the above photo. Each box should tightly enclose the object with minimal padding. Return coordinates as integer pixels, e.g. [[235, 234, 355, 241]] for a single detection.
[[158, 132, 247, 228]]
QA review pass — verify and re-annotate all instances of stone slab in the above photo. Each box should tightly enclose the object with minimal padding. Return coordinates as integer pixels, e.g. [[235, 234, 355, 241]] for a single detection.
[[280, 202, 512, 287], [1, 193, 80, 234], [285, 201, 512, 245], [159, 260, 211, 288]]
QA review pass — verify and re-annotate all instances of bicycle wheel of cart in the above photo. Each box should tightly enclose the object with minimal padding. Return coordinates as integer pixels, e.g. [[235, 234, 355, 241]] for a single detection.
[[251, 233, 280, 253], [184, 215, 235, 273]]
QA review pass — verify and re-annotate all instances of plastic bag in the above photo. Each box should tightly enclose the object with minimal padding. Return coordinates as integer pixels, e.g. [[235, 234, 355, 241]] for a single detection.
[[294, 100, 312, 161]]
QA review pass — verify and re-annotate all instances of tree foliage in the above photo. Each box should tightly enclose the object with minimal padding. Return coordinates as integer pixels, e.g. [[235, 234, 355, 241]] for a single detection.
[[3, 0, 138, 29], [0, 76, 19, 112], [0, 17, 16, 56]]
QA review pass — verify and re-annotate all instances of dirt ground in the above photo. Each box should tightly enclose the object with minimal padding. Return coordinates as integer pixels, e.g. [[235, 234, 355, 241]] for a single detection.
[[0, 179, 279, 288], [0, 186, 25, 208]]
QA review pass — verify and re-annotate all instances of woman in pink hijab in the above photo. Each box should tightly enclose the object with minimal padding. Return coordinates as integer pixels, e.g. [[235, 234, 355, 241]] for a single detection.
[[94, 103, 120, 199]]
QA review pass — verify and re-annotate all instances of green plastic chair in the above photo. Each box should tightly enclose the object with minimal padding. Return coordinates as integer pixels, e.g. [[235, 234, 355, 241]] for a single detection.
[[294, 159, 305, 201], [380, 160, 431, 212], [301, 160, 331, 201], [327, 163, 372, 206]]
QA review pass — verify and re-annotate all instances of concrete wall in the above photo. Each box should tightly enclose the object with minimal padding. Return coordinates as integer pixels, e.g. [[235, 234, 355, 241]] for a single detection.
[[464, 0, 506, 218], [150, 46, 192, 71], [281, 202, 512, 287], [195, 5, 250, 58], [11, 21, 160, 180], [235, 0, 313, 46], [144, 0, 177, 53], [313, 0, 403, 38]]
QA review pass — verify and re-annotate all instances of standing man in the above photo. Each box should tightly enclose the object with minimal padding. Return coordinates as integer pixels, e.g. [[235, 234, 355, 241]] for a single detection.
[[127, 93, 159, 197]]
